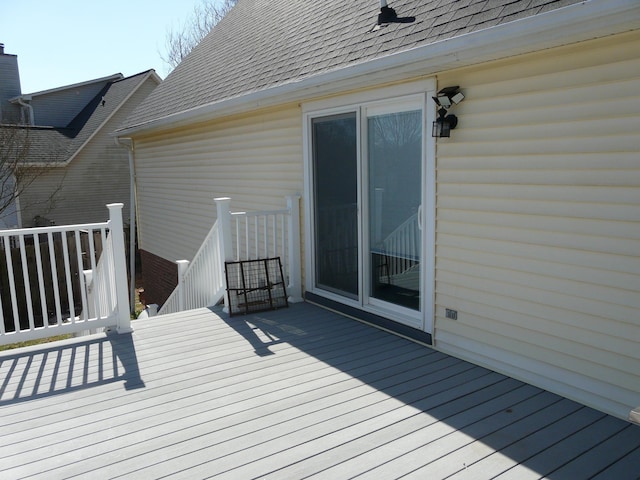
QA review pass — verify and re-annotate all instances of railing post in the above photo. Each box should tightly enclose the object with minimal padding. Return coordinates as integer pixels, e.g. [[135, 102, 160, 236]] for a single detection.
[[215, 197, 233, 261], [80, 269, 96, 336], [107, 203, 132, 334], [176, 259, 190, 311], [215, 197, 233, 313], [286, 195, 303, 303], [83, 270, 96, 318]]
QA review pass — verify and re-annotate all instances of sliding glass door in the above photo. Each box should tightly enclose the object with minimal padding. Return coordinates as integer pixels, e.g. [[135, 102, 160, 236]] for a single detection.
[[311, 113, 358, 298], [367, 107, 422, 312], [309, 95, 429, 329]]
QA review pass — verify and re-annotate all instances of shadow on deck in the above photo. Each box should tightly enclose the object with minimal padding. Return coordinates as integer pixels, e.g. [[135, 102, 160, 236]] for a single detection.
[[1, 302, 638, 479], [217, 303, 640, 479], [0, 331, 144, 406]]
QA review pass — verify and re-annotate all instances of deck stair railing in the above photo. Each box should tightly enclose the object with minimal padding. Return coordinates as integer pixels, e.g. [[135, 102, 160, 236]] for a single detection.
[[158, 195, 302, 316], [380, 212, 420, 277], [157, 221, 226, 315], [79, 221, 124, 336], [0, 204, 131, 346]]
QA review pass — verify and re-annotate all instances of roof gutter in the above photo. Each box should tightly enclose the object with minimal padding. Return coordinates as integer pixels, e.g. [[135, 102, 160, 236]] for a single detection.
[[114, 136, 138, 315], [115, 0, 640, 137], [11, 96, 35, 125]]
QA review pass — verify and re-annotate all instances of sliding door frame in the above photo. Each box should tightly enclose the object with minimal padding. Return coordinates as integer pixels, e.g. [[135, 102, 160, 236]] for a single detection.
[[303, 79, 436, 334]]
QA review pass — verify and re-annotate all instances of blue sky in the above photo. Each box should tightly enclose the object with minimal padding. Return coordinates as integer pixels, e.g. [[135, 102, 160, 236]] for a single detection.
[[1, 0, 211, 93]]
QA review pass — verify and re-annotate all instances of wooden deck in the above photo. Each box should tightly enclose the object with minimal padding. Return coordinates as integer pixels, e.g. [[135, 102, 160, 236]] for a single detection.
[[1, 302, 638, 479]]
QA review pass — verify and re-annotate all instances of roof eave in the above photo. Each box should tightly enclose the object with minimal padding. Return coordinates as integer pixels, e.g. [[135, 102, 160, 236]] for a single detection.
[[23, 73, 124, 97], [116, 0, 640, 138]]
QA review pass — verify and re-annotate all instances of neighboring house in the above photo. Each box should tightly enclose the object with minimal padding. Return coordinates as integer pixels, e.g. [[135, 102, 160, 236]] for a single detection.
[[0, 174, 19, 230], [0, 44, 161, 227], [116, 0, 640, 424], [0, 43, 25, 228]]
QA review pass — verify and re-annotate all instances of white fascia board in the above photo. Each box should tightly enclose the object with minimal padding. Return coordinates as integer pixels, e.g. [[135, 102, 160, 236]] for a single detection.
[[115, 0, 640, 138], [9, 94, 32, 103]]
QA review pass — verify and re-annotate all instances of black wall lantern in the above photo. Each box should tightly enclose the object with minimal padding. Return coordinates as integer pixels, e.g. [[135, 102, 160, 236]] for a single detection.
[[432, 86, 464, 138], [432, 108, 458, 138]]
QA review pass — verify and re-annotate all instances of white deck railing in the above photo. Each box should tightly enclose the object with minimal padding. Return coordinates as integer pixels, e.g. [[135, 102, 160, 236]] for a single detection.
[[158, 195, 302, 316], [382, 213, 422, 262], [158, 221, 226, 315], [0, 204, 131, 346], [371, 212, 421, 293]]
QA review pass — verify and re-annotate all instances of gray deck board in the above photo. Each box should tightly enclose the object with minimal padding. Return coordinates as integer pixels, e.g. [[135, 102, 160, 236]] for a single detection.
[[0, 302, 638, 479], [448, 406, 606, 479]]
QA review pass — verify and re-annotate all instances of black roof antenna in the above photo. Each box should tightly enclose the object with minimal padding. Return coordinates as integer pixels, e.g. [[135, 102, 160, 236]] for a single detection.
[[377, 1, 415, 25], [378, 0, 397, 23]]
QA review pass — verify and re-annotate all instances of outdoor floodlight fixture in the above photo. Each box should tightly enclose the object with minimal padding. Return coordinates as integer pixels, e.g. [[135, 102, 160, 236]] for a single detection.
[[432, 86, 464, 138], [432, 108, 458, 138], [432, 86, 464, 109]]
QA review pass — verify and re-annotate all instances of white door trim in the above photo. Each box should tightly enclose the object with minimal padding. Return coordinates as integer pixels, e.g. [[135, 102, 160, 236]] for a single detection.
[[303, 79, 437, 334]]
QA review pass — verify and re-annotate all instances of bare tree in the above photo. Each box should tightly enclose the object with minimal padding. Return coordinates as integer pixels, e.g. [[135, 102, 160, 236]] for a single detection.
[[161, 0, 237, 71], [0, 125, 63, 224]]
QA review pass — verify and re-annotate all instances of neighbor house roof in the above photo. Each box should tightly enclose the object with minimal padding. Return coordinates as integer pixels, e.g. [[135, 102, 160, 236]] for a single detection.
[[18, 70, 159, 165], [19, 73, 123, 99], [17, 127, 72, 163], [120, 0, 640, 135]]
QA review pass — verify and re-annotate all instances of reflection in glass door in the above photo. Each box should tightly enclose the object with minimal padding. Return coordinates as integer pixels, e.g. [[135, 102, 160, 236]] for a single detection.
[[311, 113, 359, 298], [367, 109, 422, 312]]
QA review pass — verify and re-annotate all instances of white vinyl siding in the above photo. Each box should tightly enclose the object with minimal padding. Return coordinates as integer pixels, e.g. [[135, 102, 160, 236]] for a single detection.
[[134, 104, 303, 264], [433, 31, 640, 420]]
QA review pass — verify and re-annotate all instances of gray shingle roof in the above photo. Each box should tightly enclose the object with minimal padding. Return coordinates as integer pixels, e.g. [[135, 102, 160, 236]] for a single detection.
[[123, 0, 582, 130], [64, 71, 154, 160], [16, 71, 154, 164], [20, 127, 72, 163]]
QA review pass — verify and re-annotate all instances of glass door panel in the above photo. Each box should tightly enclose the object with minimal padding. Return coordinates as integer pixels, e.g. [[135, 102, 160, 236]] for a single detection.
[[367, 109, 422, 311], [311, 113, 359, 298]]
